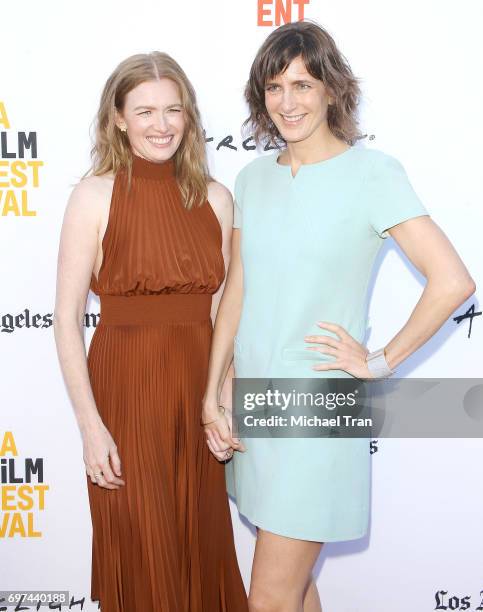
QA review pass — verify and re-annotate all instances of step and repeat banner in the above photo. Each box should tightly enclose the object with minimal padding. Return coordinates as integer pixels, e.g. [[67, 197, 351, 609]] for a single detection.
[[1, 1, 482, 610]]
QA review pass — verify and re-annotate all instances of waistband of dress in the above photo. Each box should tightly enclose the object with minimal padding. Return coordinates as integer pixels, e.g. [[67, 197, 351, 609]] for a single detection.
[[99, 293, 212, 325]]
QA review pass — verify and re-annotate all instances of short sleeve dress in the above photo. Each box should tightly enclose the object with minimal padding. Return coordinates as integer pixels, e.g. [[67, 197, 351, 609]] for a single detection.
[[226, 146, 430, 542]]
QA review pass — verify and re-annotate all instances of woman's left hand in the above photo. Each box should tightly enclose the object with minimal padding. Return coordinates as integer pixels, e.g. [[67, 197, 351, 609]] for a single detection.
[[202, 399, 246, 462], [304, 321, 374, 379]]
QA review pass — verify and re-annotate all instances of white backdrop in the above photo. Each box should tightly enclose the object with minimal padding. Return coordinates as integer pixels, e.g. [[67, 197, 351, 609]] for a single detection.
[[1, 1, 482, 610]]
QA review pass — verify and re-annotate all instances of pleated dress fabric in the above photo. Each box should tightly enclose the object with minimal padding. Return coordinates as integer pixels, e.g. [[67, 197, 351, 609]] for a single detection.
[[86, 154, 248, 612]]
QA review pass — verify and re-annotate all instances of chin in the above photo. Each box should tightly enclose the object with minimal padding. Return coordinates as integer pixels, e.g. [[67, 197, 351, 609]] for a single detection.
[[273, 124, 304, 142], [153, 151, 176, 162], [280, 132, 310, 144], [142, 148, 177, 163]]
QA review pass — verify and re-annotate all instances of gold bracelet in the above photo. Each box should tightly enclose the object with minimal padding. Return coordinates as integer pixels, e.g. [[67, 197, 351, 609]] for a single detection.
[[201, 405, 226, 426]]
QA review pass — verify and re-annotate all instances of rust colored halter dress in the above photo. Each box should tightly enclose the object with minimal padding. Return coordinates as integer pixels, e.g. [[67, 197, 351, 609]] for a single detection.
[[86, 154, 248, 612]]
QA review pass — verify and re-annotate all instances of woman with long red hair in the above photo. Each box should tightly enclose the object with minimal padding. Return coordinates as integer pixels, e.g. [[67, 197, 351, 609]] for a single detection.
[[54, 51, 248, 612]]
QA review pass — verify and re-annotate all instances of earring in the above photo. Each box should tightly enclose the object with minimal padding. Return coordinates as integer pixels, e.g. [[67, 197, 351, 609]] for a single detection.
[[119, 125, 127, 132]]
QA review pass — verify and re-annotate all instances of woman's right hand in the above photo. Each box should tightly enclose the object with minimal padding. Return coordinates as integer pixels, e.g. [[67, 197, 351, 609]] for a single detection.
[[202, 399, 246, 462], [82, 422, 126, 489]]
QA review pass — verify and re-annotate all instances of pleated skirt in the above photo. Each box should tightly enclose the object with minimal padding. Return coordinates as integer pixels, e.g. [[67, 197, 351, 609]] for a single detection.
[[85, 294, 248, 612]]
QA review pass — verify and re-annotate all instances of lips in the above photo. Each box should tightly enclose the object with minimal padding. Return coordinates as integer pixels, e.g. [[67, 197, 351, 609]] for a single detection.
[[280, 113, 306, 126], [146, 135, 173, 146]]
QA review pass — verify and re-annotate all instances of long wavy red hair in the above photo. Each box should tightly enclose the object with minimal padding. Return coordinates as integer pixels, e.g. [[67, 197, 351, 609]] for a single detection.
[[87, 52, 210, 209]]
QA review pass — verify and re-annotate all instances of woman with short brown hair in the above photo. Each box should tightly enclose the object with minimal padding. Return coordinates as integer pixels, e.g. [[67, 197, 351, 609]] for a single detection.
[[202, 21, 475, 611]]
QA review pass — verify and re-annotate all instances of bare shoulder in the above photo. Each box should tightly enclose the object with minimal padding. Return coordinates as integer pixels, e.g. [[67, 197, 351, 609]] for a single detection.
[[207, 181, 234, 230], [206, 180, 234, 251], [69, 173, 114, 205], [207, 180, 233, 216], [65, 173, 115, 224]]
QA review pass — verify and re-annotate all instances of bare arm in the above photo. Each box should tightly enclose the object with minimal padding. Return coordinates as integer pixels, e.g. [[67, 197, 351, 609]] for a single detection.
[[203, 182, 245, 458], [308, 216, 476, 377], [202, 228, 245, 459], [202, 225, 243, 406], [382, 215, 476, 370], [207, 181, 235, 409], [207, 180, 233, 326], [53, 175, 124, 489], [200, 183, 245, 459]]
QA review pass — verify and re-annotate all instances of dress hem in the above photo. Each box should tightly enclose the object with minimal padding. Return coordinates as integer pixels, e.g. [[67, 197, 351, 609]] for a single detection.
[[230, 495, 368, 543]]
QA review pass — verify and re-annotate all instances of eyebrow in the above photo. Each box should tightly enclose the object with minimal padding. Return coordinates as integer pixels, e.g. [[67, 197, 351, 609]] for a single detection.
[[265, 78, 313, 86], [133, 103, 183, 111]]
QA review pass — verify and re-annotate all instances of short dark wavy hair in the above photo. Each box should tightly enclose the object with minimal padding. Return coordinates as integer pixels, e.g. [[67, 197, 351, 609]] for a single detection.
[[244, 20, 363, 148]]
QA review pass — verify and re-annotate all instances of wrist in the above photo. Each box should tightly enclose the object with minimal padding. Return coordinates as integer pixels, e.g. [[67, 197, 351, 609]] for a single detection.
[[202, 395, 221, 417], [201, 405, 226, 426], [78, 411, 104, 435], [202, 391, 220, 408], [365, 346, 395, 379], [203, 381, 222, 402]]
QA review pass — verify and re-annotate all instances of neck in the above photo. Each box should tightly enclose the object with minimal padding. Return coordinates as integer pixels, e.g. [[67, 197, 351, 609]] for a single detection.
[[278, 124, 348, 167], [130, 152, 175, 180]]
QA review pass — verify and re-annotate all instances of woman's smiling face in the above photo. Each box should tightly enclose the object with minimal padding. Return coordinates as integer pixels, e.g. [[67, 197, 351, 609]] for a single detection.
[[264, 55, 332, 146], [116, 78, 186, 163]]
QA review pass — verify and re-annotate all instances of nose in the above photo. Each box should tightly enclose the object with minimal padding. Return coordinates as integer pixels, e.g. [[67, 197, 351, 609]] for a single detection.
[[280, 88, 297, 113], [154, 113, 170, 133]]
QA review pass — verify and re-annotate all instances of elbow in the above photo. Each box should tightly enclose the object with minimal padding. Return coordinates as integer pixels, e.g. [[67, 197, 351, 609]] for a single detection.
[[465, 278, 477, 299], [53, 310, 83, 334], [444, 276, 476, 305], [52, 311, 65, 331], [52, 314, 65, 340], [456, 277, 476, 301], [426, 273, 477, 310]]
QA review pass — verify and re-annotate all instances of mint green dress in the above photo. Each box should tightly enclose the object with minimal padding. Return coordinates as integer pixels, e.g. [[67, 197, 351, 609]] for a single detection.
[[226, 146, 430, 542]]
